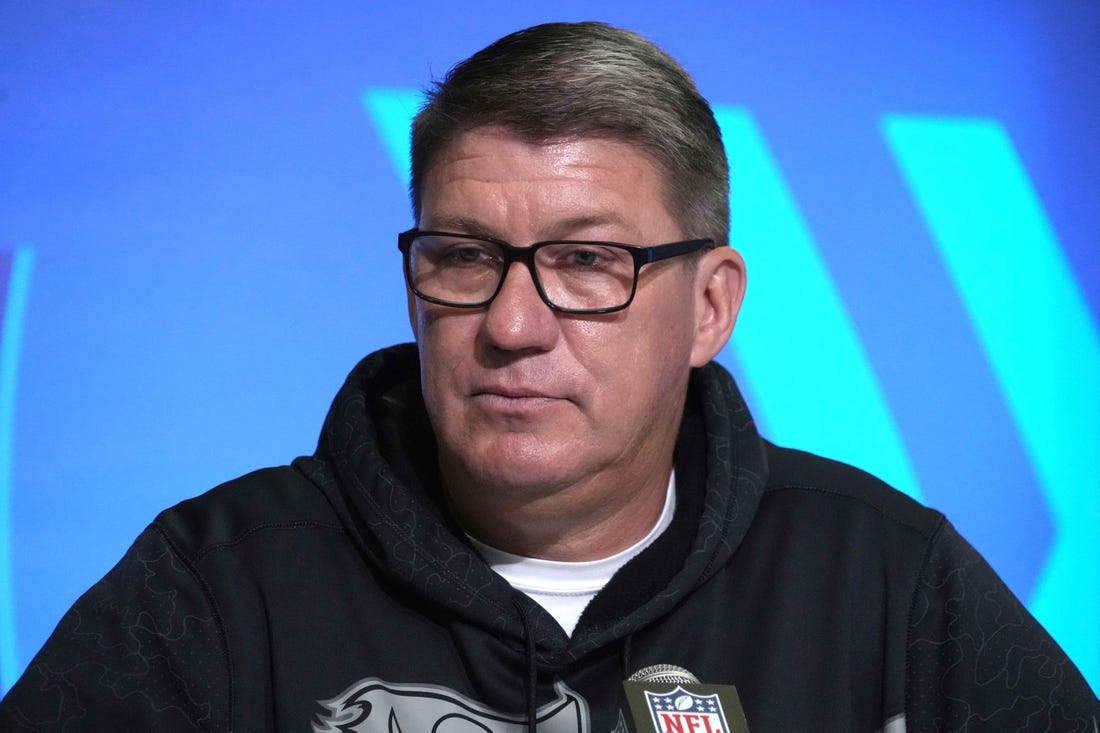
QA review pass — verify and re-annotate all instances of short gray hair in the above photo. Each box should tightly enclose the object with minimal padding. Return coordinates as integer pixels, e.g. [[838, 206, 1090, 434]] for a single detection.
[[410, 21, 730, 248]]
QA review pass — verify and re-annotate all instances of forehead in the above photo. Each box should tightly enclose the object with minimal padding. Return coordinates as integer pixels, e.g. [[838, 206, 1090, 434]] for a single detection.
[[419, 127, 679, 240]]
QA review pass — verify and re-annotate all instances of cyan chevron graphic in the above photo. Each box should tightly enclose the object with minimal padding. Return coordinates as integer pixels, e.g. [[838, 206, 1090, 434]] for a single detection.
[[712, 107, 923, 503], [884, 116, 1100, 689], [0, 246, 33, 694], [361, 88, 1098, 691], [363, 88, 422, 187]]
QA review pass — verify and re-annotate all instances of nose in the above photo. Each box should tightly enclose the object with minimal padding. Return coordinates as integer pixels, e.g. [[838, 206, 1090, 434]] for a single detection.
[[479, 260, 559, 353]]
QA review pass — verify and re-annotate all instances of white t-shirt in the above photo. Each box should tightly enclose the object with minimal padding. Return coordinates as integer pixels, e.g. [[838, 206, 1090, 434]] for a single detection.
[[468, 472, 676, 636]]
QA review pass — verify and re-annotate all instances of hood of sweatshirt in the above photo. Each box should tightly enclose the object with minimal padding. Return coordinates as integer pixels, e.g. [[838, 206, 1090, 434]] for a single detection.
[[302, 343, 768, 669]]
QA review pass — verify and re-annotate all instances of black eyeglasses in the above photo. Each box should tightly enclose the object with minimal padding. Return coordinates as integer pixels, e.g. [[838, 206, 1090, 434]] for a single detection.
[[398, 229, 714, 315]]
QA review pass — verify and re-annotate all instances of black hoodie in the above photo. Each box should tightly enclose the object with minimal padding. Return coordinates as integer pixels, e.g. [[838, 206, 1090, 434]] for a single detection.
[[2, 344, 1096, 731]]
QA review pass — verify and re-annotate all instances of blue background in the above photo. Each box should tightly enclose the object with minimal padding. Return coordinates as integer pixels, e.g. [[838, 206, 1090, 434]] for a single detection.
[[1, 2, 1097, 693]]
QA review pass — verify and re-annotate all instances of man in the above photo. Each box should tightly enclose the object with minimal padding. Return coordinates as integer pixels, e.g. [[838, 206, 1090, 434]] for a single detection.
[[2, 21, 1096, 732]]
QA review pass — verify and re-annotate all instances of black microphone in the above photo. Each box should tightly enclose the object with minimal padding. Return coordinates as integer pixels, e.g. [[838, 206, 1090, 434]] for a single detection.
[[623, 664, 749, 733]]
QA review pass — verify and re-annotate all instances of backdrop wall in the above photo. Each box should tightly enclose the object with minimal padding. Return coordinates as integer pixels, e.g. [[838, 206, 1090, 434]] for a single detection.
[[1, 1, 1097, 693]]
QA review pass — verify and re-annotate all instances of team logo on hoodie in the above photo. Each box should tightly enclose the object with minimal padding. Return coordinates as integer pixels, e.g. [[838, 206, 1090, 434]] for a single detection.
[[643, 687, 730, 733], [312, 677, 591, 733]]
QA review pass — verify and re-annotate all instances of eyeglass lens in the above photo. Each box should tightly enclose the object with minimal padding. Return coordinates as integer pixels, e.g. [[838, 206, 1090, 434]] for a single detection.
[[407, 234, 636, 311]]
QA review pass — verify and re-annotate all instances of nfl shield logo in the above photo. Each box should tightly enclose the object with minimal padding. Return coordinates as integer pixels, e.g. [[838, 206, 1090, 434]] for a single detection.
[[644, 686, 731, 733]]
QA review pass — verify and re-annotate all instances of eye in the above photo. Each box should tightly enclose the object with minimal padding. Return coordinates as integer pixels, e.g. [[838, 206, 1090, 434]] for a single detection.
[[438, 241, 498, 267], [543, 244, 630, 272], [569, 248, 601, 267], [450, 246, 487, 263]]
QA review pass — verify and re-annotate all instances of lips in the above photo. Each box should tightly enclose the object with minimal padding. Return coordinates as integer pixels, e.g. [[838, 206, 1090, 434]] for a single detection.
[[474, 385, 554, 399], [469, 383, 569, 416]]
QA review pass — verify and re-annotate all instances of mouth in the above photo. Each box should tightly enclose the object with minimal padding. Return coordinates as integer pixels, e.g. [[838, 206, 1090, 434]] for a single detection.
[[471, 385, 564, 412], [475, 385, 552, 399]]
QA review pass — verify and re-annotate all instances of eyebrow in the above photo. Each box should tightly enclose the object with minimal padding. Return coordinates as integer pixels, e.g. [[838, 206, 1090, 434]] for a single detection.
[[422, 215, 499, 240], [421, 212, 641, 244]]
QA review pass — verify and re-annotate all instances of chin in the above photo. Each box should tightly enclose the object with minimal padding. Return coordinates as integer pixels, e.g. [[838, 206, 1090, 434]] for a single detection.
[[467, 442, 585, 495], [436, 417, 600, 493], [482, 456, 569, 488]]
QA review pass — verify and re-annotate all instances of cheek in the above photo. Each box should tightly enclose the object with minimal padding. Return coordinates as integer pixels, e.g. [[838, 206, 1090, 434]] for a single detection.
[[619, 300, 696, 393], [415, 306, 510, 429], [405, 290, 418, 337], [414, 309, 475, 405], [414, 304, 470, 353], [570, 313, 690, 407]]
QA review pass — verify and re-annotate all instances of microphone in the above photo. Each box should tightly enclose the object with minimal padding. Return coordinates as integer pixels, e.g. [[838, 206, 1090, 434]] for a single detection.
[[622, 664, 749, 733], [629, 664, 701, 685]]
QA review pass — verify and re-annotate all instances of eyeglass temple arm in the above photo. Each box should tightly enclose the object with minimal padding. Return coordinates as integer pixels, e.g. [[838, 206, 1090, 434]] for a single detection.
[[640, 239, 714, 265]]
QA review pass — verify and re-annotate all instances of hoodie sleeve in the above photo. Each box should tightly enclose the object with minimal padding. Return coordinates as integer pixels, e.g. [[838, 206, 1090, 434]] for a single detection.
[[906, 520, 1099, 731], [0, 526, 229, 732]]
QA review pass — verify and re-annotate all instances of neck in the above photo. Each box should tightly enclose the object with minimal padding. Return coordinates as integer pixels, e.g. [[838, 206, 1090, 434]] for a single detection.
[[444, 461, 673, 562]]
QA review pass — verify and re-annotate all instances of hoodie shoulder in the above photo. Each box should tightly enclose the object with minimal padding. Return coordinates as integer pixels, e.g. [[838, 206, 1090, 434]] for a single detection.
[[153, 464, 344, 562], [763, 442, 943, 540]]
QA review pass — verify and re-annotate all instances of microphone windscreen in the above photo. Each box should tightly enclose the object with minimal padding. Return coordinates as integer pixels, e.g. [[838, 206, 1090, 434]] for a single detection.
[[628, 664, 701, 685]]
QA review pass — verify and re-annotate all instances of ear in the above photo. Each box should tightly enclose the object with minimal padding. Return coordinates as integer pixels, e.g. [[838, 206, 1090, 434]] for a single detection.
[[690, 246, 746, 367]]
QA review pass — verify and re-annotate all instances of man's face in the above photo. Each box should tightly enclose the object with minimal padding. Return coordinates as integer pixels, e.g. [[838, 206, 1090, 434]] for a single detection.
[[411, 127, 715, 507]]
